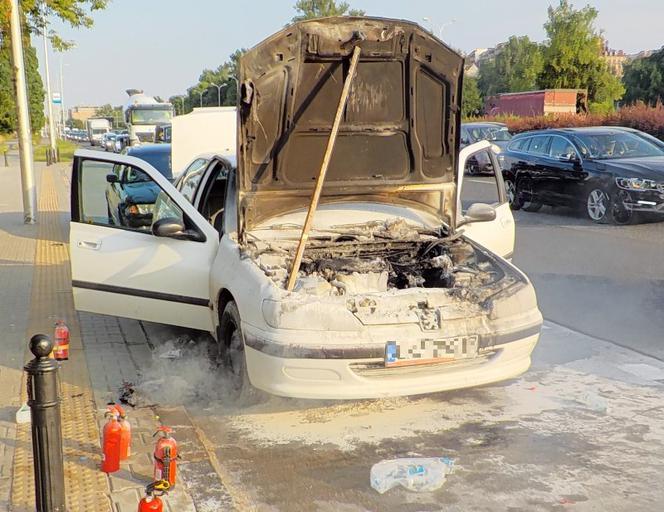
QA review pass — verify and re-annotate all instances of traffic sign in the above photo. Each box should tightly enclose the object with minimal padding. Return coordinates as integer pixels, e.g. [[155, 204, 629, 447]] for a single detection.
[[52, 92, 61, 105]]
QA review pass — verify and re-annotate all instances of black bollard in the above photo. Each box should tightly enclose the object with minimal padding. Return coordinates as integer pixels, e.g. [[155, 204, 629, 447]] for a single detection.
[[24, 334, 66, 512]]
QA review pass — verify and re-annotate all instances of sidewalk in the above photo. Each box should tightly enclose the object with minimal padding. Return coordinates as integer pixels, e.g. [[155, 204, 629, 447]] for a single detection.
[[0, 161, 232, 511]]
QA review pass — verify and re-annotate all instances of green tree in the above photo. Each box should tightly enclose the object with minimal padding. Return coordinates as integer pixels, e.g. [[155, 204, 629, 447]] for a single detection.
[[0, 0, 108, 134], [0, 35, 45, 133], [462, 76, 483, 117], [538, 0, 623, 112], [622, 49, 664, 105], [291, 0, 365, 22], [478, 36, 543, 97], [174, 49, 246, 114], [95, 103, 123, 127]]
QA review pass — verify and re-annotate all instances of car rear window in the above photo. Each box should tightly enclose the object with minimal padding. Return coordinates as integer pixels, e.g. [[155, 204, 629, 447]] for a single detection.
[[509, 138, 529, 151], [528, 136, 551, 155]]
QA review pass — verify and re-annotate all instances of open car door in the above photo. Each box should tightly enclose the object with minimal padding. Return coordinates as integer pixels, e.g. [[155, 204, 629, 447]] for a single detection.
[[70, 149, 219, 331], [456, 141, 515, 259]]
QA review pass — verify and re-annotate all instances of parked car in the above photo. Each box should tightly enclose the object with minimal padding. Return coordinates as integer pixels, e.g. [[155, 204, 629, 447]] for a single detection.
[[500, 127, 664, 224], [114, 134, 130, 153], [122, 144, 172, 180], [69, 17, 542, 399], [104, 147, 173, 228], [461, 122, 513, 174]]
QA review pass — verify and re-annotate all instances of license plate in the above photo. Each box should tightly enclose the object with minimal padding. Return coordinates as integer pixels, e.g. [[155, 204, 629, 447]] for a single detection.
[[385, 335, 479, 368]]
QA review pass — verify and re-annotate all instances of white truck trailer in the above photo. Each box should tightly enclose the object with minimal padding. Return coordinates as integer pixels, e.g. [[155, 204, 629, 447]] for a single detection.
[[86, 118, 111, 146], [171, 106, 236, 175]]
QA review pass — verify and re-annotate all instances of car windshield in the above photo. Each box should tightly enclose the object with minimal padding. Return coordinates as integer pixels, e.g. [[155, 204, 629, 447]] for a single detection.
[[573, 132, 664, 159], [469, 126, 513, 142], [131, 109, 172, 124]]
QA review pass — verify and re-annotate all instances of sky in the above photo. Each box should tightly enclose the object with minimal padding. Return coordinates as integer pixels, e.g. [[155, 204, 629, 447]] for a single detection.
[[38, 0, 664, 109]]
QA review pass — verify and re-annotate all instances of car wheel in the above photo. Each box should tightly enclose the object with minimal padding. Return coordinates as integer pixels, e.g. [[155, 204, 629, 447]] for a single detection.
[[215, 301, 252, 397], [517, 178, 542, 212], [505, 179, 519, 210], [586, 187, 611, 223], [610, 189, 633, 225]]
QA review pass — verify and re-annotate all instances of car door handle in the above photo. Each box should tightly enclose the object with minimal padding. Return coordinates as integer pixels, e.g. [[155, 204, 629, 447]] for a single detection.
[[78, 240, 101, 250]]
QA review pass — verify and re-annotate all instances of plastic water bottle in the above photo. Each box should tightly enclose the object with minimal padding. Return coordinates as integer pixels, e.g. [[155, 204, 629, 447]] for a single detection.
[[370, 457, 455, 494]]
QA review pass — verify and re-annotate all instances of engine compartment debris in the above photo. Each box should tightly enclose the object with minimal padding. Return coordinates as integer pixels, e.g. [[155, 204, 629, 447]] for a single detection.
[[247, 219, 505, 296]]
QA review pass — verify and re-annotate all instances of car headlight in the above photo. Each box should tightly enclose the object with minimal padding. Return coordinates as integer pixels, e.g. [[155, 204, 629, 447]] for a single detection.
[[615, 177, 657, 191], [125, 204, 153, 215]]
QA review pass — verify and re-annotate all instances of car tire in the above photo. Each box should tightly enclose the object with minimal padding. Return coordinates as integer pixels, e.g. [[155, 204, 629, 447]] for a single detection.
[[517, 178, 542, 212], [215, 301, 254, 399], [585, 187, 633, 224], [505, 179, 520, 210], [610, 189, 634, 225]]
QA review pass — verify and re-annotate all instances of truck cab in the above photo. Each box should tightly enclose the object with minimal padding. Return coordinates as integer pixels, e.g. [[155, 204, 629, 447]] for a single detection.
[[123, 90, 174, 146]]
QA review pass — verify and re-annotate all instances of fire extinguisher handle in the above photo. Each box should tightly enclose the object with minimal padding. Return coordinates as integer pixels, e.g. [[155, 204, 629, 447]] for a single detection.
[[153, 426, 174, 437]]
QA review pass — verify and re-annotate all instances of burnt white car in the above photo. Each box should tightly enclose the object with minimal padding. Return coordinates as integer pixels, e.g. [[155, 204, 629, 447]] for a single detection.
[[70, 17, 541, 399]]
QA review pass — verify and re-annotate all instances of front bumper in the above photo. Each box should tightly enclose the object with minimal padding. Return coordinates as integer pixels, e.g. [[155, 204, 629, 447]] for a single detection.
[[242, 321, 542, 399], [621, 189, 664, 213]]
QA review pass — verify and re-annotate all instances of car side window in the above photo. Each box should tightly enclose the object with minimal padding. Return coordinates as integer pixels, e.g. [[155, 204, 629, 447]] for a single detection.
[[77, 158, 185, 234], [550, 137, 578, 160], [528, 136, 551, 155], [459, 149, 503, 213], [178, 159, 208, 204], [509, 138, 526, 152]]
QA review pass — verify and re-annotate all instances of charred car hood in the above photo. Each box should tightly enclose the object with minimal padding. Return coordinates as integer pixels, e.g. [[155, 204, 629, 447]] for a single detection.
[[238, 17, 463, 240]]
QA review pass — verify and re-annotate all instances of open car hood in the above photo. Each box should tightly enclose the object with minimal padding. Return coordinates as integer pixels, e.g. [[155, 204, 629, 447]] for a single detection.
[[237, 17, 463, 240]]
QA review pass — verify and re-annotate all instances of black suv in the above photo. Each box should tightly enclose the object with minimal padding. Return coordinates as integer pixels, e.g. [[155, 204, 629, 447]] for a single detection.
[[500, 127, 664, 224]]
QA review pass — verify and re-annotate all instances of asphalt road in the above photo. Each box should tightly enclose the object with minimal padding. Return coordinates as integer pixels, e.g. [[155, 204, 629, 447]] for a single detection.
[[464, 176, 664, 360]]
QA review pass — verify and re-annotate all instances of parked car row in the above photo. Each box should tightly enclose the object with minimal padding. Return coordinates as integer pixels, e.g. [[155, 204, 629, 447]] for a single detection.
[[100, 131, 130, 153], [65, 129, 89, 143], [499, 126, 664, 224]]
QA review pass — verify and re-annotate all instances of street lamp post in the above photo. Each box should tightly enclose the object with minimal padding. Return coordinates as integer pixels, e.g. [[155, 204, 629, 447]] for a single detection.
[[198, 90, 205, 108], [41, 16, 58, 163], [177, 96, 186, 115], [59, 57, 67, 133], [422, 16, 456, 39], [208, 83, 223, 106], [9, 0, 37, 223]]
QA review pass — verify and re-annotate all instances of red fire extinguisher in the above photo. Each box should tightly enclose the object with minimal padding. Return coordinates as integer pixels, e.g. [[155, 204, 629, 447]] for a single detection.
[[101, 407, 122, 473], [137, 480, 170, 512], [113, 404, 132, 460], [53, 320, 70, 361], [153, 426, 178, 488]]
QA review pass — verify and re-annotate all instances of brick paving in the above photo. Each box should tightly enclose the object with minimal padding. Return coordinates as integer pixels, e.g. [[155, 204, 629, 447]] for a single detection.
[[0, 161, 229, 511]]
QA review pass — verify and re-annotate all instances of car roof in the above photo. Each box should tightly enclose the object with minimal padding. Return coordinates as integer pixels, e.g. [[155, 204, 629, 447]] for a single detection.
[[461, 122, 507, 128], [514, 126, 636, 138], [125, 144, 171, 156]]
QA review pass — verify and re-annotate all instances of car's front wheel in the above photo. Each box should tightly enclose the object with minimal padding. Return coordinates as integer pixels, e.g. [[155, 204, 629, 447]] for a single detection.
[[215, 301, 253, 397], [586, 187, 632, 224]]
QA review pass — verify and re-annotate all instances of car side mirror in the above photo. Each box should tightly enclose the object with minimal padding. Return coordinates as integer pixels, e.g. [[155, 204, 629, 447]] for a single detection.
[[152, 216, 206, 242], [560, 153, 579, 163], [460, 203, 497, 226], [152, 217, 185, 237], [106, 174, 118, 184]]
